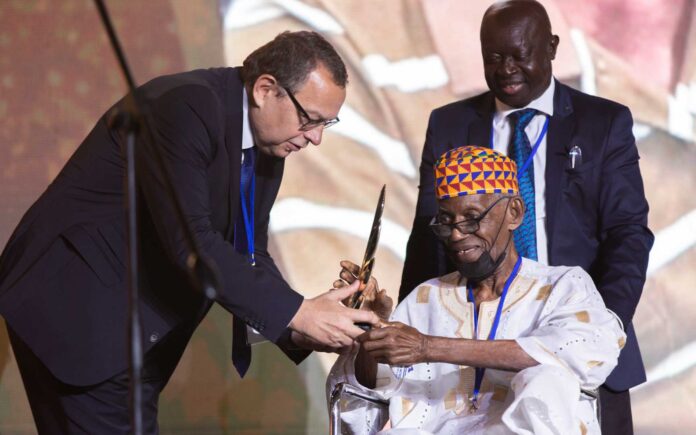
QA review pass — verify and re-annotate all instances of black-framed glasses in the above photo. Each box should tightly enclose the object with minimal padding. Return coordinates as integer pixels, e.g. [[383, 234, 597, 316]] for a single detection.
[[282, 86, 340, 131], [429, 196, 512, 239]]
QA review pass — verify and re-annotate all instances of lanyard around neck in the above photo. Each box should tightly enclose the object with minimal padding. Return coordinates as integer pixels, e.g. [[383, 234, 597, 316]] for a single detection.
[[239, 159, 256, 267], [489, 114, 550, 178], [466, 255, 522, 408]]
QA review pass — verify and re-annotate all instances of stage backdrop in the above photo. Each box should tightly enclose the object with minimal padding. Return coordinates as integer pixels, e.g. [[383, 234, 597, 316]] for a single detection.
[[1, 0, 695, 433]]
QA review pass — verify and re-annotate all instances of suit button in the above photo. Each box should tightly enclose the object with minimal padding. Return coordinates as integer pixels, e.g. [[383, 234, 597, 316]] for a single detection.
[[149, 332, 159, 343]]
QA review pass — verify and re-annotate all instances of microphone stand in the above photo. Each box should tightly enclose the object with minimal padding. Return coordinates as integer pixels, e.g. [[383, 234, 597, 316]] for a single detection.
[[92, 2, 221, 433]]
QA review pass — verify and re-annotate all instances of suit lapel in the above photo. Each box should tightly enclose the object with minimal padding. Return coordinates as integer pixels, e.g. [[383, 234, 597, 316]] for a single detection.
[[468, 93, 495, 147], [223, 68, 245, 240], [254, 152, 284, 225], [545, 81, 576, 264]]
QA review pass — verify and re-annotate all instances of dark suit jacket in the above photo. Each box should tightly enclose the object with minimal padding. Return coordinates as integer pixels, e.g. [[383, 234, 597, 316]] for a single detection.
[[400, 80, 654, 391], [0, 67, 307, 386]]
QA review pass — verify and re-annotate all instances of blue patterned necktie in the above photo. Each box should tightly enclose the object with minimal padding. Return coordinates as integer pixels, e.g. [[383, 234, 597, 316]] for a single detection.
[[508, 109, 538, 260], [232, 147, 255, 377]]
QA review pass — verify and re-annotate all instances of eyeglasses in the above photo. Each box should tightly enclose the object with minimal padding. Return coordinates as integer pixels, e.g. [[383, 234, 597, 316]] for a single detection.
[[282, 86, 340, 131], [429, 196, 512, 239]]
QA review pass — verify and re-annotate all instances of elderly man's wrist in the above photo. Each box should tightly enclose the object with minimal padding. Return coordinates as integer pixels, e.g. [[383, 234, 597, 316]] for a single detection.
[[421, 335, 434, 363]]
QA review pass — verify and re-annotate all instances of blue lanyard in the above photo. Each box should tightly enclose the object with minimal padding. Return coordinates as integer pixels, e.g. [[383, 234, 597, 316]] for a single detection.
[[489, 115, 549, 177], [239, 170, 256, 267], [466, 255, 522, 408]]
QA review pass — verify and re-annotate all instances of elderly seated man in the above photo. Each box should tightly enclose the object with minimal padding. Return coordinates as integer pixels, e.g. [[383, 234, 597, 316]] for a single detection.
[[328, 146, 626, 435]]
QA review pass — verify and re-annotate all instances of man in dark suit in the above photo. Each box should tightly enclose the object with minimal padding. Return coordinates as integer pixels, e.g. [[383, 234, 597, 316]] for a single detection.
[[400, 1, 653, 433], [0, 31, 378, 433]]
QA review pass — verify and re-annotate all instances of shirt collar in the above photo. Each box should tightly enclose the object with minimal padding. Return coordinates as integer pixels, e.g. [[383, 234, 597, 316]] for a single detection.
[[494, 78, 555, 124], [242, 87, 254, 150]]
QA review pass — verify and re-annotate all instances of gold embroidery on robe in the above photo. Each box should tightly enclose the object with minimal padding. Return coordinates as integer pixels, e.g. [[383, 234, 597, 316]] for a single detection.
[[458, 366, 475, 392], [451, 366, 477, 415], [618, 337, 626, 349], [444, 389, 457, 409], [536, 284, 552, 301], [580, 420, 588, 435], [476, 274, 535, 337], [502, 275, 537, 312], [439, 281, 472, 338], [401, 397, 415, 418], [476, 300, 496, 339], [575, 311, 590, 323], [587, 360, 604, 368], [416, 285, 430, 303]]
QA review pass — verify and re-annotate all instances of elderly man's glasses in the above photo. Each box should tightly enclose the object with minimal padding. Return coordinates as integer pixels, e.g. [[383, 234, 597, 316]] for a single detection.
[[429, 196, 512, 239], [282, 86, 340, 131]]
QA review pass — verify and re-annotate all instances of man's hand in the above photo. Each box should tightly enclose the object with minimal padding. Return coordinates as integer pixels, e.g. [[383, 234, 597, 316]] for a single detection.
[[358, 321, 429, 365], [288, 280, 380, 349], [333, 260, 393, 320], [289, 331, 354, 353]]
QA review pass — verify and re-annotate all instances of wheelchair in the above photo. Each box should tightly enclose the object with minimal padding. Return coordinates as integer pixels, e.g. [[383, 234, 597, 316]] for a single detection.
[[328, 380, 600, 434]]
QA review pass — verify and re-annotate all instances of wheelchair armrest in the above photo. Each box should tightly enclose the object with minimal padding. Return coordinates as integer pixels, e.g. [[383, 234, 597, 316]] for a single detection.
[[580, 387, 601, 426], [580, 388, 598, 400]]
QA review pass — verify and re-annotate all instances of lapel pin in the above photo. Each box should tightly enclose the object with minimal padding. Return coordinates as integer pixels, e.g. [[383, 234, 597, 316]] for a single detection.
[[569, 145, 582, 169]]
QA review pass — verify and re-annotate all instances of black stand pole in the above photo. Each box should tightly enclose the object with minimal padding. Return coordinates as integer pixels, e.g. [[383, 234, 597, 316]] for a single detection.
[[92, 2, 221, 433], [125, 118, 144, 435], [92, 3, 144, 432]]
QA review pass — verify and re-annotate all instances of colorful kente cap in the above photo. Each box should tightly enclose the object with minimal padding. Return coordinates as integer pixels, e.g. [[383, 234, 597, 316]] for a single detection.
[[434, 146, 518, 199]]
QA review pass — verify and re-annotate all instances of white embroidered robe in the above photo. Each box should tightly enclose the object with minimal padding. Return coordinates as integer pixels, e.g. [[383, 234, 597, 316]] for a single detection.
[[328, 258, 626, 435]]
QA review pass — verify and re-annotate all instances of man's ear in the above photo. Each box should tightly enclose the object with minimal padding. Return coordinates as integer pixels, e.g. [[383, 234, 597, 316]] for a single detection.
[[507, 196, 525, 231], [251, 74, 279, 109], [549, 34, 559, 60]]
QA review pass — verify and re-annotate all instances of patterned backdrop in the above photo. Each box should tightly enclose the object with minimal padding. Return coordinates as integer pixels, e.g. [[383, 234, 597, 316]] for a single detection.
[[0, 0, 695, 433]]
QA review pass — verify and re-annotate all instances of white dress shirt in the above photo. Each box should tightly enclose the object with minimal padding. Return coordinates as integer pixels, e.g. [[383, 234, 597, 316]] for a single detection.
[[491, 79, 555, 265], [242, 88, 254, 153]]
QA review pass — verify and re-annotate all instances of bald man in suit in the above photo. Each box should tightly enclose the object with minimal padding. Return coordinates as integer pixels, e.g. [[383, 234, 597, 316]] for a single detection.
[[400, 2, 653, 433]]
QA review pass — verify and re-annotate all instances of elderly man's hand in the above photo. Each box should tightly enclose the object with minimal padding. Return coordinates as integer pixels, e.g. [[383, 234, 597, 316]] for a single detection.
[[333, 260, 393, 320], [361, 288, 393, 322], [358, 321, 429, 366]]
